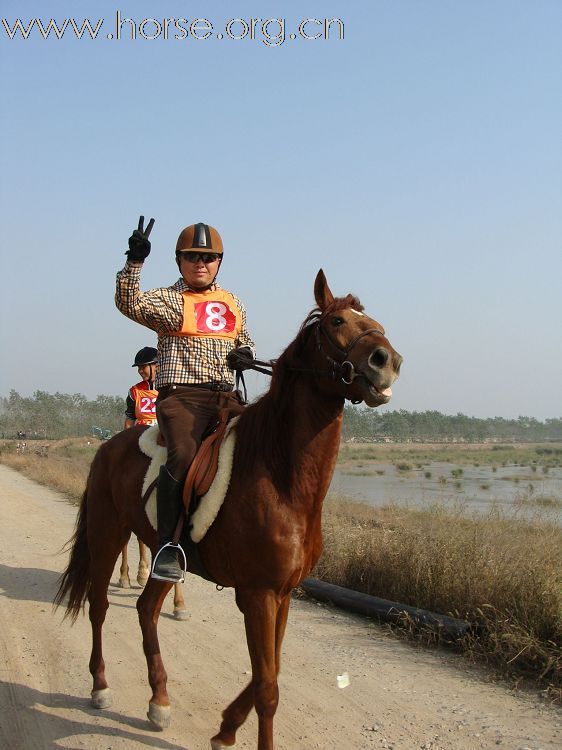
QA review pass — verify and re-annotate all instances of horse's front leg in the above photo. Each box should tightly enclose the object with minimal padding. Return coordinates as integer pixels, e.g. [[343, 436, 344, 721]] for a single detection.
[[137, 577, 174, 729], [137, 539, 150, 586], [118, 542, 131, 588], [211, 589, 288, 750], [273, 593, 291, 676]]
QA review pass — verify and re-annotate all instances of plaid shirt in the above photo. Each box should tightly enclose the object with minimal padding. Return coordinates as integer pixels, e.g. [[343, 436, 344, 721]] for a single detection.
[[115, 262, 255, 388]]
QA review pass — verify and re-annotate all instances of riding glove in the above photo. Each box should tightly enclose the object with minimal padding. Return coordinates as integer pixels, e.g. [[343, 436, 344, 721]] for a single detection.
[[227, 346, 254, 371], [125, 216, 155, 263]]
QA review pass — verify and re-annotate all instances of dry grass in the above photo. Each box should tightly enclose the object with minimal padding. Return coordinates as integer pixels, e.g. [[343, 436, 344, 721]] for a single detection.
[[0, 438, 96, 501], [317, 495, 562, 698]]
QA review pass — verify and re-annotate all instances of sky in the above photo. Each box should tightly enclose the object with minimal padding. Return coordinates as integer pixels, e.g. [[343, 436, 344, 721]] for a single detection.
[[1, 1, 561, 420]]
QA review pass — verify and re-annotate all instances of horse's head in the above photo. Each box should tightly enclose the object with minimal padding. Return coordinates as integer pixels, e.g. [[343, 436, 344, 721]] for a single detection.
[[311, 269, 402, 407]]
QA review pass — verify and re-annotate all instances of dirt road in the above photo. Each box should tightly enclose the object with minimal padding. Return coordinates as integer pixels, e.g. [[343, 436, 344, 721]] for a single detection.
[[0, 464, 559, 750]]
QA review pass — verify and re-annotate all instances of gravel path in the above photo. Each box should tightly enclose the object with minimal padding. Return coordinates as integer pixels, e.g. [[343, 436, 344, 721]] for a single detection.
[[0, 463, 559, 749]]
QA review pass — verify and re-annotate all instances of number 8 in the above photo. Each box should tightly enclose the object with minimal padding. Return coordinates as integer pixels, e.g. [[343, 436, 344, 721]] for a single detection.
[[205, 302, 227, 331]]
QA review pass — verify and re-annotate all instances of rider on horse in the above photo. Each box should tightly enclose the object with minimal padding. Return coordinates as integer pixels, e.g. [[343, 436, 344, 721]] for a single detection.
[[115, 218, 255, 583], [124, 347, 159, 429]]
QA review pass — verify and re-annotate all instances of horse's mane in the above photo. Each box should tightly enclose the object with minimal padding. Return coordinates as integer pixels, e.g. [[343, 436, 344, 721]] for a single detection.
[[234, 294, 363, 493]]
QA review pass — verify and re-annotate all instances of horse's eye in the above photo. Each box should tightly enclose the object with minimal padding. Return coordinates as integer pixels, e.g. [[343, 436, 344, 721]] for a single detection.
[[331, 316, 344, 327]]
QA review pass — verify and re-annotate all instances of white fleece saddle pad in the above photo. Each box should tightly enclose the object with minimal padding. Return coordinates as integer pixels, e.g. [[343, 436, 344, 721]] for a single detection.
[[138, 418, 238, 543]]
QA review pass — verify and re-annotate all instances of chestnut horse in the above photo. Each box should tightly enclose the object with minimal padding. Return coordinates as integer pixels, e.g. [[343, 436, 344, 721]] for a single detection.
[[54, 270, 402, 750], [117, 537, 187, 620]]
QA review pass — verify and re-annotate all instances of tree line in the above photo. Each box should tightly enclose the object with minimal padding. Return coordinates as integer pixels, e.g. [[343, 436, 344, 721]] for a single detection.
[[1, 390, 560, 443], [342, 405, 562, 442], [0, 390, 125, 440]]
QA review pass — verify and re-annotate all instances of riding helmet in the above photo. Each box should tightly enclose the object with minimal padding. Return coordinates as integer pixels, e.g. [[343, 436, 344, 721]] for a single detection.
[[175, 223, 223, 256], [132, 347, 158, 367]]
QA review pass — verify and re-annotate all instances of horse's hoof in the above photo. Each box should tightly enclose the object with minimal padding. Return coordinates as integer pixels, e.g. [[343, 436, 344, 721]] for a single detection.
[[173, 607, 189, 621], [91, 688, 112, 709], [137, 574, 148, 587], [147, 701, 171, 730], [210, 739, 235, 750], [117, 578, 130, 589]]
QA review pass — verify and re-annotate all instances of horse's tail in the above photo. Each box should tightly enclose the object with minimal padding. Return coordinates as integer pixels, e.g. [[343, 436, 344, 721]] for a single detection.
[[53, 478, 91, 623]]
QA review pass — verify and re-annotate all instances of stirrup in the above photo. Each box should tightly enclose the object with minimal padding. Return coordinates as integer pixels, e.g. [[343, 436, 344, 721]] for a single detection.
[[151, 542, 187, 584]]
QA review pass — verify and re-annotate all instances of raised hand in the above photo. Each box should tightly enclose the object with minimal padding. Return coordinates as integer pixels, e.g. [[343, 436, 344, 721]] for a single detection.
[[126, 215, 155, 263]]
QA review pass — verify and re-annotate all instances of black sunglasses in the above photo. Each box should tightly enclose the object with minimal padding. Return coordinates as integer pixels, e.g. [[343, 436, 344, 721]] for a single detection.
[[178, 251, 221, 264]]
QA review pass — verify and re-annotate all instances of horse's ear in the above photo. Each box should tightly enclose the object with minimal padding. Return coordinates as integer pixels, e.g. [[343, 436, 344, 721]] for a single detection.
[[314, 269, 335, 310]]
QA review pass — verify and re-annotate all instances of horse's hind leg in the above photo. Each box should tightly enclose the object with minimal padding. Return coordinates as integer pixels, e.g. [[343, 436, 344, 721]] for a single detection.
[[211, 591, 290, 750], [118, 539, 132, 588], [136, 577, 174, 729], [88, 527, 129, 708], [211, 683, 254, 750], [137, 539, 150, 586], [172, 581, 188, 620]]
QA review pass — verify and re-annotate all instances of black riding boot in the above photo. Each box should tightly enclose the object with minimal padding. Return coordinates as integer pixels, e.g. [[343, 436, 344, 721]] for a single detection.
[[151, 465, 185, 582]]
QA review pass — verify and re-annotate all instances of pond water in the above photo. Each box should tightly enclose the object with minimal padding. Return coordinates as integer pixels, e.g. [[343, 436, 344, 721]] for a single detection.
[[329, 462, 562, 519]]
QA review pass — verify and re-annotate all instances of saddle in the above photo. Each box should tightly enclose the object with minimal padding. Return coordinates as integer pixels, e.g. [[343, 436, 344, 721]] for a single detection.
[[181, 407, 234, 511]]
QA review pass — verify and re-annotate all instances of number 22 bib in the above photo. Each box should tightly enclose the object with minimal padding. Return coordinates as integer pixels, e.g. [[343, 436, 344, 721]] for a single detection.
[[131, 385, 158, 425]]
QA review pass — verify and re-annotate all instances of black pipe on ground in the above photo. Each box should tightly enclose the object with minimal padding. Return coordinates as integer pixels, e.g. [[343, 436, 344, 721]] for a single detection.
[[300, 578, 477, 641]]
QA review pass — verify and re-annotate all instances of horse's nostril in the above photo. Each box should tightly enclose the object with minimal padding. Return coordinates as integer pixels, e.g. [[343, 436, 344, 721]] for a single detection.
[[394, 355, 403, 375], [369, 347, 389, 369]]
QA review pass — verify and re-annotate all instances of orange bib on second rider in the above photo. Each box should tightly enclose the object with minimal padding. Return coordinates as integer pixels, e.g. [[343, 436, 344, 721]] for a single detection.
[[131, 383, 158, 425], [174, 289, 242, 341]]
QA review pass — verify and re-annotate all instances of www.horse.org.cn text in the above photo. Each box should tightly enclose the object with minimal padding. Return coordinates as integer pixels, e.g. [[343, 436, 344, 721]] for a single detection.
[[1, 14, 345, 46]]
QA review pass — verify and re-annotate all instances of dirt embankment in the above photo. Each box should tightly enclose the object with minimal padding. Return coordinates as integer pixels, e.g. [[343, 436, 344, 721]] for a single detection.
[[0, 464, 560, 749]]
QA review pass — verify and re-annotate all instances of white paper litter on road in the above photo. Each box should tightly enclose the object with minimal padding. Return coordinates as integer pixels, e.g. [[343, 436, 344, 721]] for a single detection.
[[336, 672, 350, 689]]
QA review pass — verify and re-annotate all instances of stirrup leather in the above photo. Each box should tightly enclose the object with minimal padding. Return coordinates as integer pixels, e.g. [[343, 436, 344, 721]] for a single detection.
[[151, 542, 187, 584]]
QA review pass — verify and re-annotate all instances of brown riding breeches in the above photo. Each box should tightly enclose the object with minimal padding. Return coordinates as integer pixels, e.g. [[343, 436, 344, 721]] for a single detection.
[[156, 385, 245, 481]]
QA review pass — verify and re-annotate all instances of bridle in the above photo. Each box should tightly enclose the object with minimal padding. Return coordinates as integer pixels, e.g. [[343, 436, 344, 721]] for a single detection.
[[239, 313, 385, 402], [314, 317, 385, 385]]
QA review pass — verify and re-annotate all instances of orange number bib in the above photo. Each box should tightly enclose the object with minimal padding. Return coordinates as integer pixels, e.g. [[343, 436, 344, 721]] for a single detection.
[[132, 386, 158, 425], [172, 289, 242, 341]]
